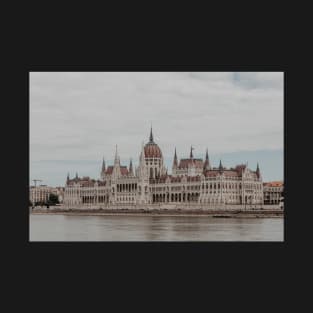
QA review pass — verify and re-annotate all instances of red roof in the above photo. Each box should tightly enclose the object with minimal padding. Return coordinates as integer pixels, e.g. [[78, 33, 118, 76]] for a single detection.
[[204, 170, 219, 177], [178, 158, 203, 169], [105, 166, 113, 174], [81, 181, 95, 187], [120, 166, 129, 175], [235, 164, 246, 173], [105, 166, 128, 175], [263, 181, 283, 187], [144, 143, 162, 158], [67, 177, 92, 186], [224, 170, 239, 177]]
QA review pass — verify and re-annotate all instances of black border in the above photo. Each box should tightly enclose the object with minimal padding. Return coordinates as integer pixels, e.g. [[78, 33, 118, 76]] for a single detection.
[[6, 63, 297, 307]]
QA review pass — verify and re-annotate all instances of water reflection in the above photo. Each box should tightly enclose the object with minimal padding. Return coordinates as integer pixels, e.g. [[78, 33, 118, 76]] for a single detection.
[[29, 214, 284, 241]]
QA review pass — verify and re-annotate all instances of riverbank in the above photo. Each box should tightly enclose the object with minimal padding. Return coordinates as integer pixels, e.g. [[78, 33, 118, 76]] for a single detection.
[[30, 208, 283, 218]]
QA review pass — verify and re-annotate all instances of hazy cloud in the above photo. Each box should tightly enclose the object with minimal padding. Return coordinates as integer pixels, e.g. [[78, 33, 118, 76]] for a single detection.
[[30, 72, 283, 185]]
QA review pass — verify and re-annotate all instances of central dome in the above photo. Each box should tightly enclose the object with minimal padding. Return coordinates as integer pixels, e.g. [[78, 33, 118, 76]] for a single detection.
[[144, 142, 162, 158], [144, 126, 163, 158]]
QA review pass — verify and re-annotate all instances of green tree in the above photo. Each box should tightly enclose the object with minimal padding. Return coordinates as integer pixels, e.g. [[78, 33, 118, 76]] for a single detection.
[[48, 193, 59, 205]]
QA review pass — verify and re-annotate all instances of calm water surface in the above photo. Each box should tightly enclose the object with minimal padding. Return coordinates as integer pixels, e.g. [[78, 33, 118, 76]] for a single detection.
[[29, 214, 284, 241]]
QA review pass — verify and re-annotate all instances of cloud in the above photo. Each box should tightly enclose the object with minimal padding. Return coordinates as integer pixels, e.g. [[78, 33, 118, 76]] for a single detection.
[[30, 72, 283, 185]]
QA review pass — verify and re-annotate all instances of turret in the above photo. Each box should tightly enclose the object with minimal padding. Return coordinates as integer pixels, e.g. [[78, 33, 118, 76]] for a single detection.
[[190, 146, 194, 159], [102, 157, 106, 172], [112, 144, 121, 179], [114, 144, 120, 166], [101, 157, 106, 180], [149, 126, 154, 143], [256, 162, 261, 179], [173, 147, 178, 168], [66, 172, 70, 185], [219, 160, 223, 173], [129, 158, 134, 176], [203, 148, 210, 171]]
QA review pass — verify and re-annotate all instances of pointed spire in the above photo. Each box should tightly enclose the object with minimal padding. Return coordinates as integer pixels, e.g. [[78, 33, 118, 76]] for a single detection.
[[75, 172, 78, 179], [256, 162, 260, 178], [219, 159, 223, 172], [203, 148, 210, 171], [114, 144, 120, 165], [173, 147, 178, 167], [190, 146, 194, 159], [149, 125, 154, 143], [66, 172, 70, 183], [102, 157, 106, 172], [129, 158, 133, 175]]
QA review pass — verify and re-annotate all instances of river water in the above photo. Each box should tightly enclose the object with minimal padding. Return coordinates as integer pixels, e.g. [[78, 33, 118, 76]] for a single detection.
[[29, 214, 284, 241]]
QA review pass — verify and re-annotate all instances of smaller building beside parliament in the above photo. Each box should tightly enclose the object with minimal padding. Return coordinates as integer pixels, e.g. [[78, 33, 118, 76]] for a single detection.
[[64, 128, 266, 208]]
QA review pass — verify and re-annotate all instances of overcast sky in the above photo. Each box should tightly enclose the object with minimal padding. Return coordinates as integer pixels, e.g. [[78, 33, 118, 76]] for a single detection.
[[30, 72, 284, 186]]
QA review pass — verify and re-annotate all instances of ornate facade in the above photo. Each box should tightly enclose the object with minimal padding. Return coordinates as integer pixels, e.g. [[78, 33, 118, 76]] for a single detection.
[[64, 128, 264, 206], [30, 185, 64, 204], [263, 181, 283, 205]]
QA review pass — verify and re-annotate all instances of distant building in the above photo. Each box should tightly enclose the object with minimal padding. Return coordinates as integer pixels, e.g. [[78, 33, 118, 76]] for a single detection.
[[29, 185, 62, 205], [263, 181, 284, 205], [64, 128, 264, 206], [55, 187, 65, 203]]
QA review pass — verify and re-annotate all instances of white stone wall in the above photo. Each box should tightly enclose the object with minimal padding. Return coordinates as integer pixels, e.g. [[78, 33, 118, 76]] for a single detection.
[[64, 171, 264, 207], [264, 185, 283, 204], [30, 186, 59, 204]]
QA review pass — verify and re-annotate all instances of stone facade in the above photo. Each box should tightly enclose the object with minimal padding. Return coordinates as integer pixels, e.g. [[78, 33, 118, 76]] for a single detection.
[[263, 181, 284, 205], [30, 185, 64, 204], [64, 128, 264, 207]]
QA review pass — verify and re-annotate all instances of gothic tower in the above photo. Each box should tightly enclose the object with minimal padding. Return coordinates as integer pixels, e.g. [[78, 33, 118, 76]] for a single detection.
[[256, 162, 261, 180], [143, 127, 166, 179], [138, 142, 150, 204], [172, 147, 178, 176], [203, 148, 211, 171], [101, 157, 106, 180], [129, 158, 134, 176]]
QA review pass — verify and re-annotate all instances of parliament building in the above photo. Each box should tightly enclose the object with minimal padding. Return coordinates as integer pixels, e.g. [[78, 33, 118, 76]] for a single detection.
[[64, 128, 264, 207]]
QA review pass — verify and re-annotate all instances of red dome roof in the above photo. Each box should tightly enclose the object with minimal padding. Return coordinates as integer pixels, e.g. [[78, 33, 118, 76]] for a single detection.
[[144, 143, 162, 158]]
